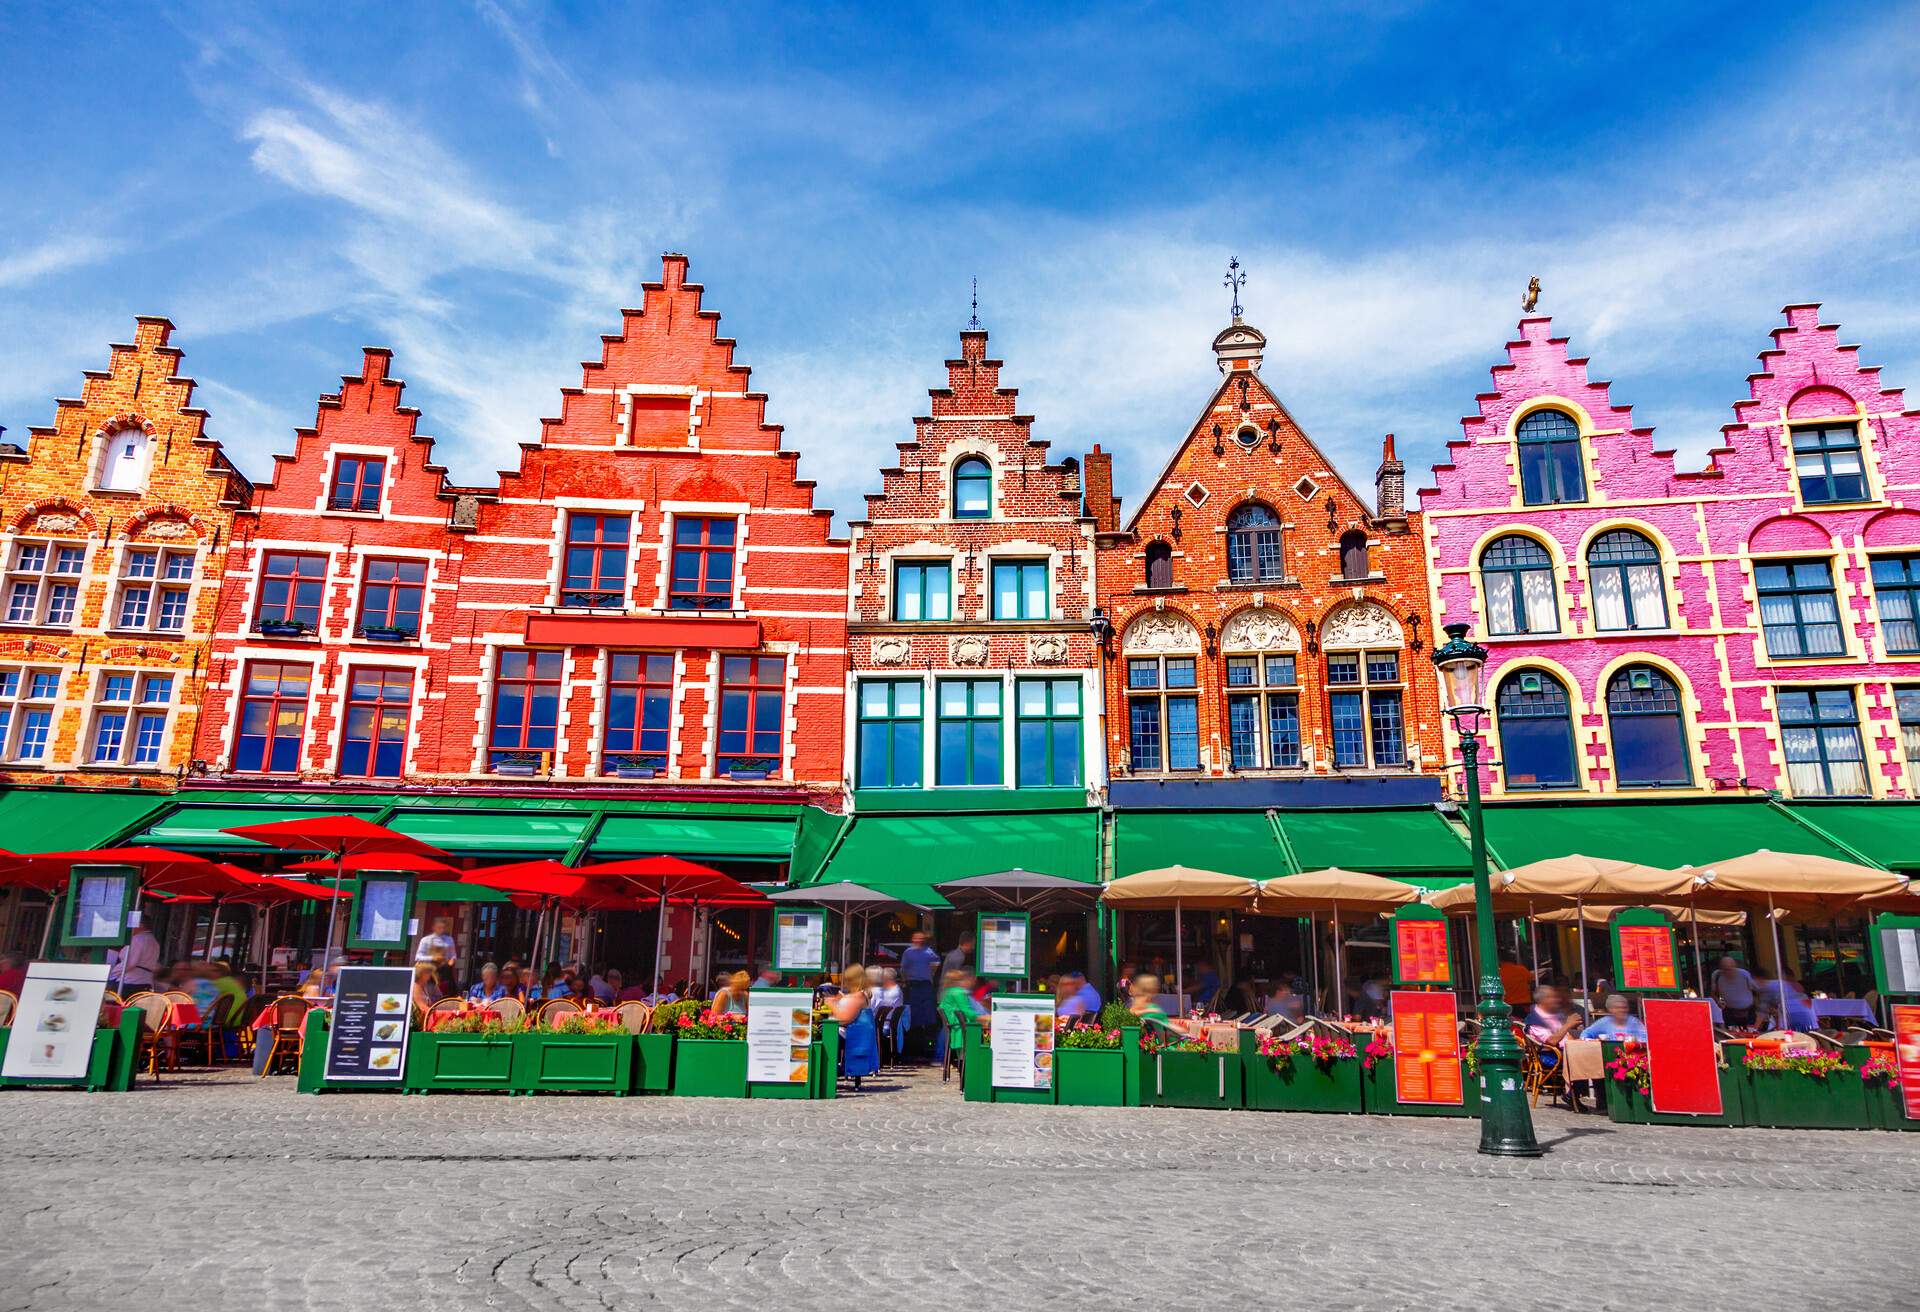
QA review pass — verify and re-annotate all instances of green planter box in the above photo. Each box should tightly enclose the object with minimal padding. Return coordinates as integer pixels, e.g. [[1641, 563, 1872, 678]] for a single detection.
[[405, 1033, 518, 1092], [1239, 1033, 1363, 1114], [1745, 1066, 1869, 1129], [672, 1037, 747, 1098], [1140, 1046, 1241, 1110], [1360, 1059, 1479, 1117], [1861, 1080, 1916, 1131], [1055, 1045, 1127, 1106], [959, 1021, 1055, 1104], [1598, 1041, 1748, 1127], [750, 1022, 838, 1100], [632, 1033, 673, 1093], [514, 1031, 632, 1095], [0, 1013, 138, 1092]]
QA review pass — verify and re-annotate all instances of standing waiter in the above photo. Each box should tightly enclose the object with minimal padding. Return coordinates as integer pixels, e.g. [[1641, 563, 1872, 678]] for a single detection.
[[898, 931, 941, 1062]]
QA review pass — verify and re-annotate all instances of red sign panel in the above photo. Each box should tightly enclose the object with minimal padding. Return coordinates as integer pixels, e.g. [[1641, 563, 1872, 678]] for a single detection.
[[1394, 917, 1452, 985], [1644, 998, 1721, 1116], [1618, 923, 1679, 991], [1389, 989, 1463, 1105], [1892, 1004, 1920, 1122]]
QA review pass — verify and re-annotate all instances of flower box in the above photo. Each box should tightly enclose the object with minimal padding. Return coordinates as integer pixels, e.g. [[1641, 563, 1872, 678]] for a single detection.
[[671, 1036, 747, 1098], [1851, 1048, 1915, 1131], [959, 1021, 1054, 1104], [257, 619, 312, 638], [1359, 1056, 1479, 1117], [1740, 1045, 1869, 1129], [1240, 1031, 1363, 1114], [405, 1033, 517, 1092], [1140, 1044, 1241, 1110], [514, 1031, 632, 1094], [357, 624, 416, 643], [1599, 1040, 1748, 1127], [631, 1033, 673, 1093], [1055, 1045, 1128, 1107]]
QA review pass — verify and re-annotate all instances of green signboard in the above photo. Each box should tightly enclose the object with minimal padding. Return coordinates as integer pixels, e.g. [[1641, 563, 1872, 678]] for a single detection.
[[346, 874, 417, 952], [1610, 907, 1683, 995], [976, 911, 1032, 981], [1388, 903, 1452, 987], [1869, 912, 1920, 999], [62, 864, 139, 948]]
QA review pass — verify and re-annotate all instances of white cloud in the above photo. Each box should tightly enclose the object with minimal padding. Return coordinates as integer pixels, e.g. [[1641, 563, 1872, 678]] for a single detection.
[[0, 235, 121, 290]]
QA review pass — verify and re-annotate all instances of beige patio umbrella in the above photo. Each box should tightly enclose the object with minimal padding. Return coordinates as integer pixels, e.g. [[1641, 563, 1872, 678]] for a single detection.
[[1690, 851, 1908, 1017], [1533, 902, 1749, 928], [1257, 869, 1422, 1019], [1103, 867, 1259, 1016]]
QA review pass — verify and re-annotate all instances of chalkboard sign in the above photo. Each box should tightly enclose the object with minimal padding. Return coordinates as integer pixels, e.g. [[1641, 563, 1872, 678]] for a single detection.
[[322, 965, 415, 1082]]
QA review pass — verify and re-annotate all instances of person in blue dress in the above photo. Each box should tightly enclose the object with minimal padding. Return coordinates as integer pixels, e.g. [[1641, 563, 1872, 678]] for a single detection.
[[834, 963, 881, 1087]]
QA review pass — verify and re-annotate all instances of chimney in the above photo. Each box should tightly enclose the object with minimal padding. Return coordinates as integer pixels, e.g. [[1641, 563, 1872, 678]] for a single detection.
[[1374, 433, 1406, 521], [1082, 444, 1120, 532]]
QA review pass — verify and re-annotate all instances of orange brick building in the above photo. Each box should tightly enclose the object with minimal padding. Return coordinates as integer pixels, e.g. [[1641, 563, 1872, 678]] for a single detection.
[[1090, 312, 1444, 796], [0, 318, 247, 788]]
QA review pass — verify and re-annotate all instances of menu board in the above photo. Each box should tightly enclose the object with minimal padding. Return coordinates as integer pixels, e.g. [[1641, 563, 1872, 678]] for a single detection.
[[746, 987, 815, 1086], [1616, 923, 1680, 992], [1893, 1004, 1920, 1122], [1643, 998, 1722, 1116], [1391, 914, 1451, 985], [989, 995, 1055, 1090], [347, 875, 415, 952], [977, 912, 1031, 980], [773, 909, 828, 974], [0, 963, 109, 1084], [322, 965, 415, 1083], [63, 865, 138, 947], [1389, 989, 1463, 1106], [1877, 924, 1920, 996]]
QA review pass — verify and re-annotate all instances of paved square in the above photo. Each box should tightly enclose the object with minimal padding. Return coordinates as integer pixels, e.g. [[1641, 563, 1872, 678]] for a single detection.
[[0, 1068, 1913, 1311]]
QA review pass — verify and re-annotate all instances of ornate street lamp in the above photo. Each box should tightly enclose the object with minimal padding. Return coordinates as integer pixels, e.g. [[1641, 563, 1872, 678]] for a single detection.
[[1431, 622, 1542, 1157]]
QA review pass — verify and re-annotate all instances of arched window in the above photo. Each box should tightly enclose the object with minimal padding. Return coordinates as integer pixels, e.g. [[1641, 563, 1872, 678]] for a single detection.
[[1496, 670, 1577, 790], [1516, 408, 1585, 505], [1586, 530, 1667, 631], [1144, 541, 1173, 590], [1339, 529, 1369, 580], [1481, 535, 1557, 636], [98, 428, 153, 492], [952, 457, 991, 519], [1606, 666, 1691, 788], [1225, 503, 1283, 583]]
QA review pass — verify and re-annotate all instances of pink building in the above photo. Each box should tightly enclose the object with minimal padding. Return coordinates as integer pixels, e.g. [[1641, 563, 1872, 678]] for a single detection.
[[1421, 307, 1920, 800]]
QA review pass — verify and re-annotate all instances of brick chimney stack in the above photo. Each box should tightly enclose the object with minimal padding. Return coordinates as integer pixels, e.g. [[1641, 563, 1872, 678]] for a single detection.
[[1082, 444, 1119, 531], [1374, 432, 1406, 522]]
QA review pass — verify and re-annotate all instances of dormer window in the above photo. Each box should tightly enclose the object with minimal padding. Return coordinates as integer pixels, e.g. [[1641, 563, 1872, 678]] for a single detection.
[[1226, 503, 1284, 583], [953, 457, 992, 519], [1516, 409, 1585, 505], [1791, 424, 1867, 505], [97, 429, 152, 492], [329, 455, 386, 512]]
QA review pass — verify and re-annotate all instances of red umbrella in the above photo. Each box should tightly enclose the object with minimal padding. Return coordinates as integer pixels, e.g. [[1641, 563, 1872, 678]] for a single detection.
[[284, 852, 458, 876], [221, 817, 452, 993], [462, 861, 588, 971], [573, 857, 764, 993]]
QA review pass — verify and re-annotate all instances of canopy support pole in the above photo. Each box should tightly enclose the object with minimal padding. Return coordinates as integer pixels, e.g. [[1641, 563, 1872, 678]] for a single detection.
[[1528, 902, 1540, 985], [204, 898, 222, 962], [1308, 913, 1320, 1016], [1332, 898, 1344, 1021], [1766, 893, 1788, 1032], [38, 893, 58, 958], [1689, 902, 1706, 998], [319, 850, 344, 998], [530, 901, 547, 975], [651, 889, 667, 998], [1576, 897, 1589, 1011], [1174, 902, 1185, 1018]]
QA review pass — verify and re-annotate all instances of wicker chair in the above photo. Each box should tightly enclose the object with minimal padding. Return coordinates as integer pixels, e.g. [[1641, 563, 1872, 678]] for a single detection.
[[423, 997, 465, 1030], [539, 998, 583, 1027], [613, 1000, 652, 1034], [489, 996, 525, 1027], [1521, 1034, 1571, 1109], [260, 997, 311, 1077], [167, 990, 224, 1068], [125, 992, 178, 1076]]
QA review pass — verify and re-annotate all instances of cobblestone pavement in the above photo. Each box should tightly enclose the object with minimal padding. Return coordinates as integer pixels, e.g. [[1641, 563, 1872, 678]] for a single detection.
[[1, 1067, 1914, 1312]]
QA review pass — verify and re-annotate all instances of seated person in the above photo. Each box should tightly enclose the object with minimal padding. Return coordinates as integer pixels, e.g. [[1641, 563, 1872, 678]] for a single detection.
[[938, 969, 986, 1029], [410, 961, 442, 1014], [1760, 972, 1819, 1031], [1190, 963, 1221, 1010], [467, 962, 506, 1004], [1523, 984, 1583, 1047], [1127, 972, 1170, 1030], [594, 968, 624, 1003], [1265, 981, 1307, 1023], [1055, 970, 1101, 1018], [209, 960, 250, 1025], [1580, 992, 1648, 1043]]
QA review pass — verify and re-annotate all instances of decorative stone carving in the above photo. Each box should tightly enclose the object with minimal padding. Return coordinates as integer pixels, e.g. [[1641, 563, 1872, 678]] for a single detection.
[[1027, 633, 1070, 665], [1219, 607, 1299, 653], [32, 513, 81, 534], [871, 635, 911, 666], [950, 634, 991, 667], [1321, 600, 1404, 649], [1122, 612, 1200, 653], [141, 520, 191, 539]]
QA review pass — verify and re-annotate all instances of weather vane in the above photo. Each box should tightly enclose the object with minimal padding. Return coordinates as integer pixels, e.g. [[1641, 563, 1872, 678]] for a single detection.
[[1225, 257, 1246, 320], [968, 276, 981, 331]]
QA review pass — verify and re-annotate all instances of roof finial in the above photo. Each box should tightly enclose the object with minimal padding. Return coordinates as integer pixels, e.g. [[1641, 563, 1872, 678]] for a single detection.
[[1522, 275, 1541, 314], [968, 276, 981, 331], [1225, 256, 1246, 322]]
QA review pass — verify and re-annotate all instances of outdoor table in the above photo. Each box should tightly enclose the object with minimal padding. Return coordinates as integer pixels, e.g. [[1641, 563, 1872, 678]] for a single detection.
[[1562, 1038, 1606, 1084], [1813, 998, 1877, 1025]]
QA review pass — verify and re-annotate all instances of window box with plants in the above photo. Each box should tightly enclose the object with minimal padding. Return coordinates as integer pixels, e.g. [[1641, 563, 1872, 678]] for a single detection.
[[1599, 1040, 1748, 1127], [406, 1015, 521, 1092], [1241, 1028, 1364, 1114], [1357, 1030, 1478, 1117], [256, 618, 315, 638], [1054, 1005, 1136, 1107], [513, 1015, 634, 1095], [1741, 1044, 1869, 1129], [1138, 1026, 1242, 1111], [720, 757, 776, 782], [490, 751, 546, 778], [357, 623, 417, 643]]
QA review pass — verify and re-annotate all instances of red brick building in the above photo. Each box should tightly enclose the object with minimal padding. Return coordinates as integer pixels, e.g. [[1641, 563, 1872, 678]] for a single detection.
[[1090, 311, 1444, 796], [0, 318, 247, 788], [845, 328, 1101, 801], [195, 254, 847, 800]]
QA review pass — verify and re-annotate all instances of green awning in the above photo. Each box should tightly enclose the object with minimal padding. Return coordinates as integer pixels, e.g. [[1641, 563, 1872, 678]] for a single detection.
[[1112, 810, 1288, 879], [591, 813, 799, 861], [414, 880, 509, 904], [1276, 808, 1471, 877], [805, 809, 1101, 906], [134, 803, 389, 851], [0, 787, 173, 853], [385, 808, 591, 854], [1478, 800, 1858, 872], [1778, 804, 1918, 871]]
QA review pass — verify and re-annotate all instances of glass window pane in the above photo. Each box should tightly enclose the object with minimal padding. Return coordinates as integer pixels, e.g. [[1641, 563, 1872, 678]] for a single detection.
[[1165, 696, 1199, 770]]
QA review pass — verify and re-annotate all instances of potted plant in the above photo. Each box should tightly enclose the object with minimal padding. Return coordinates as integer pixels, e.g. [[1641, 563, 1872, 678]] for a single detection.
[[722, 757, 775, 782], [1138, 1022, 1242, 1110], [257, 617, 313, 638], [1744, 1045, 1868, 1129], [1241, 1028, 1363, 1114], [408, 1014, 521, 1092], [514, 1014, 633, 1095], [665, 1004, 748, 1098], [1055, 1015, 1128, 1107]]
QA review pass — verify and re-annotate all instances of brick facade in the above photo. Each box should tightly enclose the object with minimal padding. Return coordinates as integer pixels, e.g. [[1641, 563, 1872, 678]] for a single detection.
[[194, 254, 848, 803], [1421, 308, 1920, 799], [0, 318, 247, 788], [1093, 316, 1443, 788], [846, 329, 1101, 800]]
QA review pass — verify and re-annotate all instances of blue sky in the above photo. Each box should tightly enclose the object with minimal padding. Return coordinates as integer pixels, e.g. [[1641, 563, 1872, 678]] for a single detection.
[[3, 1, 1918, 525]]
